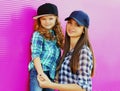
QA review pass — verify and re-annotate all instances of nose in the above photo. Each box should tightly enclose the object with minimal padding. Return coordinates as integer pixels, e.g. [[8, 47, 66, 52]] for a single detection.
[[45, 20, 49, 24]]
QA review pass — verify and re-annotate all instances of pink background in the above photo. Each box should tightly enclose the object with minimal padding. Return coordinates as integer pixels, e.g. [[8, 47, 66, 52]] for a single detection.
[[0, 1, 120, 91]]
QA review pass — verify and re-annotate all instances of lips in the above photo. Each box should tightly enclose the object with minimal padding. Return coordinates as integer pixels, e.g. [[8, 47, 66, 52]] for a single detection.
[[45, 24, 51, 26], [68, 30, 75, 34]]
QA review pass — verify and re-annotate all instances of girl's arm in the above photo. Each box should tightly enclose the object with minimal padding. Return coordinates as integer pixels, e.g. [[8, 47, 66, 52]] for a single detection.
[[33, 57, 43, 74], [37, 74, 85, 91], [31, 32, 44, 75]]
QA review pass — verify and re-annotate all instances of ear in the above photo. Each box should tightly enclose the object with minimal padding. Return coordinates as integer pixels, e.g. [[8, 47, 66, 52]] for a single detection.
[[83, 27, 85, 34], [84, 27, 88, 31]]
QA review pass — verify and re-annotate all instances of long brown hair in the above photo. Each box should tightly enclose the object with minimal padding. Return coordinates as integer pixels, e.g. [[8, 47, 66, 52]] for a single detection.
[[57, 27, 95, 77], [34, 17, 64, 49]]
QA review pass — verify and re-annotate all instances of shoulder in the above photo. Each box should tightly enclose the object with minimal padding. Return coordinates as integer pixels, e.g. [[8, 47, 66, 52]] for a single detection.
[[81, 45, 92, 54], [79, 45, 93, 70], [33, 31, 40, 37], [32, 31, 43, 39], [79, 45, 92, 60]]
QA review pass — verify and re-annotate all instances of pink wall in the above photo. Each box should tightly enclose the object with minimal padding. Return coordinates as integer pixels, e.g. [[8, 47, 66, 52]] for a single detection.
[[0, 1, 120, 91]]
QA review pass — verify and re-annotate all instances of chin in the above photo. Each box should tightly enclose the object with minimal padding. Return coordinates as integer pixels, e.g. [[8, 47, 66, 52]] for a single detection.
[[45, 27, 52, 30], [68, 33, 74, 37]]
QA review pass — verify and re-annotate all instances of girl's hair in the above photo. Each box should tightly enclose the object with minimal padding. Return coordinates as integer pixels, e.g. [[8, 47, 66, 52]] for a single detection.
[[56, 27, 95, 77], [34, 17, 64, 49]]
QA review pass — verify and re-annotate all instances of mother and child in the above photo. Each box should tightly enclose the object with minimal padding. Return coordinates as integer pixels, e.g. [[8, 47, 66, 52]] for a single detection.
[[28, 3, 95, 91]]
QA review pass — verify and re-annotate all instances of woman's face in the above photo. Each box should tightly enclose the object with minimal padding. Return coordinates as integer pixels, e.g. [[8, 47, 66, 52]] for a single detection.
[[66, 18, 84, 38], [39, 15, 57, 30]]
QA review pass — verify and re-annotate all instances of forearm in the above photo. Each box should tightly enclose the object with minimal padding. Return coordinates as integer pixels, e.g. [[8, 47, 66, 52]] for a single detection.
[[50, 82, 85, 91], [33, 57, 43, 74]]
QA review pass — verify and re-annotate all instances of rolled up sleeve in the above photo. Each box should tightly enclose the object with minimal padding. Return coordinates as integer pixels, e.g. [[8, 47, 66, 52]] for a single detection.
[[31, 31, 43, 60], [77, 46, 93, 90]]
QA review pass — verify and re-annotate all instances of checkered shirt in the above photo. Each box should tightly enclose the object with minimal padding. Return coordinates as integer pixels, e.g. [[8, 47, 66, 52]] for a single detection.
[[28, 31, 61, 79], [58, 45, 93, 91]]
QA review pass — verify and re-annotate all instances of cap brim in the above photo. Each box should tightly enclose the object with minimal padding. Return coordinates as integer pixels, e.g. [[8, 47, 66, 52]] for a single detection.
[[33, 15, 42, 19], [33, 14, 56, 19], [65, 17, 84, 26]]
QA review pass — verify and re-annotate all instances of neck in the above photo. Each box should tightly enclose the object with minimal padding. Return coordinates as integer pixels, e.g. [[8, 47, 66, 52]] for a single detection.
[[40, 26, 52, 31], [70, 37, 80, 50]]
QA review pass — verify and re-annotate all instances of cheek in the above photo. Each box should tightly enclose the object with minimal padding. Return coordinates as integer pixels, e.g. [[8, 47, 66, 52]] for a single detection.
[[52, 20, 56, 25], [66, 24, 70, 29], [40, 20, 44, 25], [53, 20, 56, 24], [78, 31, 83, 36], [66, 28, 70, 35], [53, 19, 56, 23], [66, 26, 69, 31]]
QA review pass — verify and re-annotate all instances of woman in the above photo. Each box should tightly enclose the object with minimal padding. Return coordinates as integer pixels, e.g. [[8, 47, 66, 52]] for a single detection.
[[37, 10, 95, 91]]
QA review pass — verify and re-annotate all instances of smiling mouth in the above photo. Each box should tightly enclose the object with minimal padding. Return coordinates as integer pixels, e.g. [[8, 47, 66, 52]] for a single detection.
[[69, 30, 75, 33], [45, 25, 50, 26]]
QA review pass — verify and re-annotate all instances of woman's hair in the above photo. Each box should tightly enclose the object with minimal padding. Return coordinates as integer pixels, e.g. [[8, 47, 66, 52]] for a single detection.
[[34, 17, 64, 49], [57, 27, 95, 77]]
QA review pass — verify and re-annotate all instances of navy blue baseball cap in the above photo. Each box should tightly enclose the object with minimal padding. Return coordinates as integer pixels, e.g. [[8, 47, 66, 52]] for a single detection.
[[33, 3, 58, 19], [65, 10, 89, 28]]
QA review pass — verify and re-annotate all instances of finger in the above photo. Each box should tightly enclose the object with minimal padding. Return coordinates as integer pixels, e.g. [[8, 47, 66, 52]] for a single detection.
[[38, 74, 45, 81], [37, 74, 43, 81], [37, 75, 41, 80]]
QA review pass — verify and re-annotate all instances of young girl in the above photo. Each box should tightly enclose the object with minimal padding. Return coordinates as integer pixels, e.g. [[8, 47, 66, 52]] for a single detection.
[[28, 3, 64, 91], [37, 10, 95, 91]]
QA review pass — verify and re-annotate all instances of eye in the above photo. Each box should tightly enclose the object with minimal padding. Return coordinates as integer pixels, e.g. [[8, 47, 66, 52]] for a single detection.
[[40, 18, 46, 20], [49, 18, 54, 20], [67, 21, 72, 24], [76, 23, 80, 27]]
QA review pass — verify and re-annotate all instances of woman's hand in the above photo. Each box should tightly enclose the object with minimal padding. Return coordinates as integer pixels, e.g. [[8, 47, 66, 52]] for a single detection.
[[37, 73, 52, 88]]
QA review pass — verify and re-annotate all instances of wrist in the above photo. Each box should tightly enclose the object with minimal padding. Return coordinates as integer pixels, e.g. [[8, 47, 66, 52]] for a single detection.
[[49, 82, 58, 90]]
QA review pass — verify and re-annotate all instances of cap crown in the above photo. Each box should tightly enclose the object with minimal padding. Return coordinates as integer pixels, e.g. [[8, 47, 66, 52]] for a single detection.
[[65, 11, 89, 28], [37, 3, 58, 16]]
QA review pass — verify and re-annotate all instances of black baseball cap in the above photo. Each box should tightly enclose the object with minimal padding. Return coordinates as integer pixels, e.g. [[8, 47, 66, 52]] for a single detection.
[[33, 3, 58, 19]]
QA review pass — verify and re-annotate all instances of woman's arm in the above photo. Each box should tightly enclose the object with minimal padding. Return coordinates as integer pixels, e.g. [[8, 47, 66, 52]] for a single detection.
[[37, 74, 85, 91], [49, 83, 85, 91]]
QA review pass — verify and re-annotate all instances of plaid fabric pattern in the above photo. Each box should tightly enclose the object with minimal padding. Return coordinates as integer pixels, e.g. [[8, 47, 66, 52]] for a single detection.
[[28, 31, 60, 79], [58, 45, 93, 91]]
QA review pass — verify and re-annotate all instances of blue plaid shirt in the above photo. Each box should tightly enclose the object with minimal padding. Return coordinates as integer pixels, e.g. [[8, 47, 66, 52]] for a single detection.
[[28, 31, 61, 79], [58, 45, 93, 91]]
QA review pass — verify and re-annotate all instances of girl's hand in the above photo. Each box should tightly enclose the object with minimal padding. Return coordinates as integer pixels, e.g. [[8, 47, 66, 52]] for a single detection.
[[37, 73, 52, 88]]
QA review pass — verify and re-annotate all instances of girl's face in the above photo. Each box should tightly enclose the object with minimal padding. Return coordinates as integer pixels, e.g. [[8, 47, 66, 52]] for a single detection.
[[39, 15, 57, 30], [66, 19, 84, 38]]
